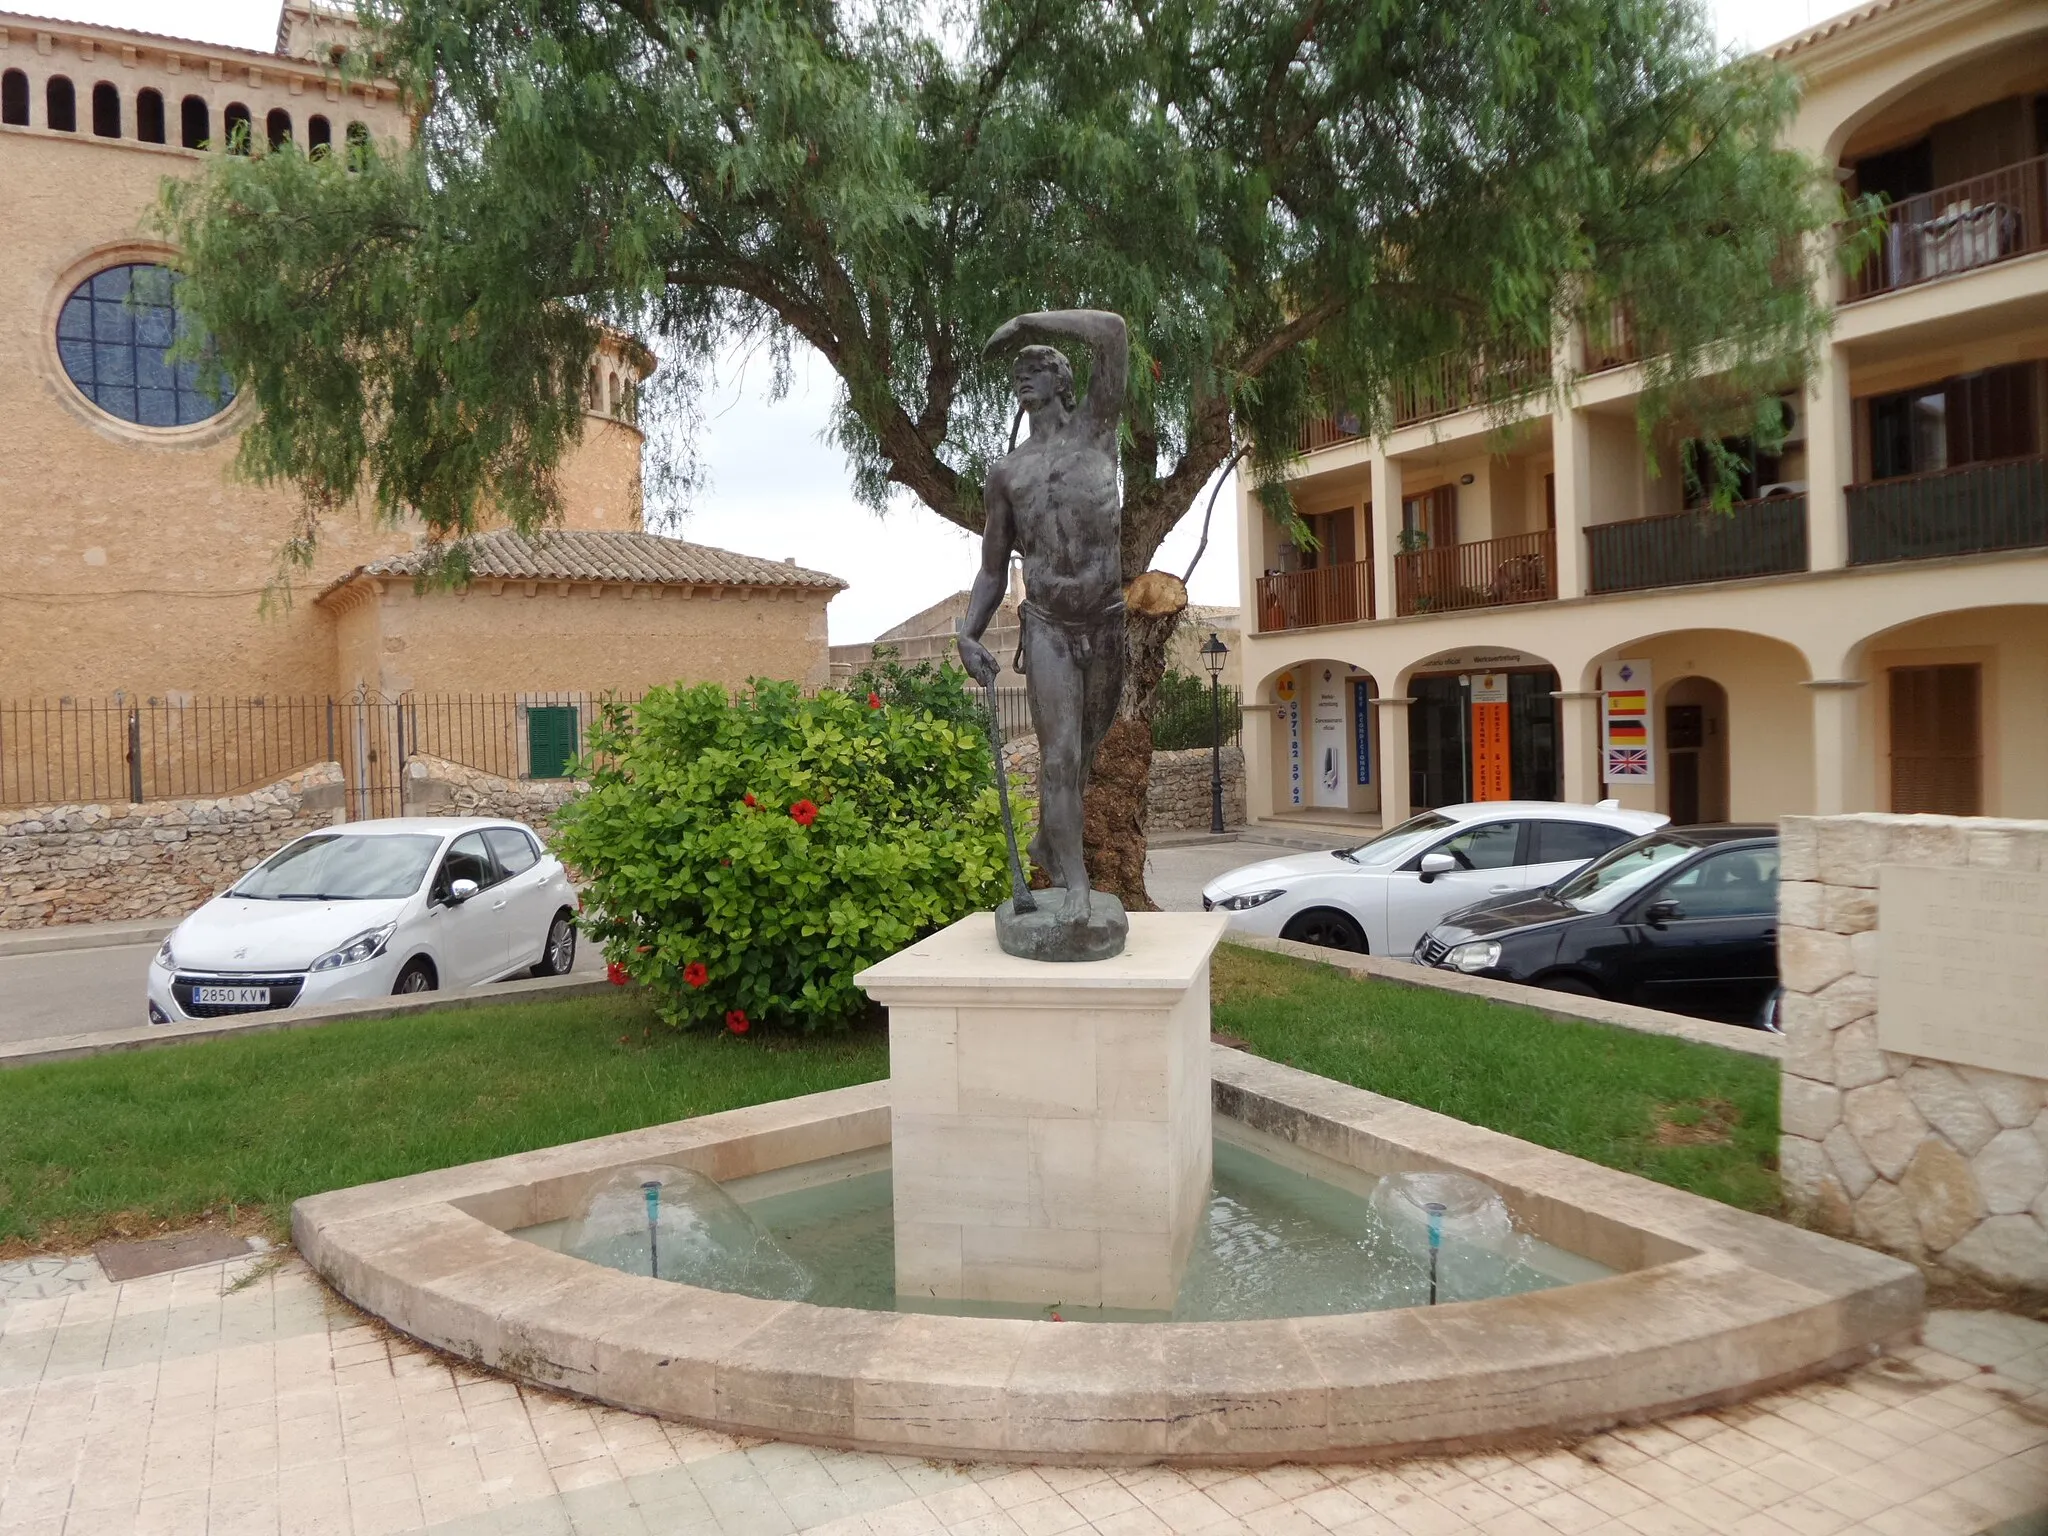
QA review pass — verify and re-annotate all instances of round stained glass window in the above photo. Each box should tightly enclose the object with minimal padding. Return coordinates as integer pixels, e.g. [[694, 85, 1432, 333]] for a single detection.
[[55, 264, 236, 428]]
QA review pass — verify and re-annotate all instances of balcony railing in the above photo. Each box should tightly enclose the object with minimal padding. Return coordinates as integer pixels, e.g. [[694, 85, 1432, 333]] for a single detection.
[[1254, 559, 1375, 632], [1847, 456, 2048, 565], [1390, 348, 1550, 429], [1842, 154, 2048, 302], [1296, 414, 1364, 455], [1394, 531, 1555, 616], [1585, 496, 1808, 594], [1581, 303, 1639, 373]]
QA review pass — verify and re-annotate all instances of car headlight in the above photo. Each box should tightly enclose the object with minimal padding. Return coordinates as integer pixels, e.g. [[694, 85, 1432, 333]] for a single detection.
[[310, 923, 398, 972], [1214, 889, 1285, 912], [153, 938, 177, 971], [1447, 940, 1501, 974]]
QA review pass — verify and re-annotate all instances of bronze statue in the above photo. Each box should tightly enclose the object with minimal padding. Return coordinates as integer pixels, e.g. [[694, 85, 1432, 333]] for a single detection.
[[958, 310, 1130, 961]]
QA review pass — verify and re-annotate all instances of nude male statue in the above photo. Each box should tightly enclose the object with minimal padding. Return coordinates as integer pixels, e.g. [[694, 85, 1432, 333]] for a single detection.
[[957, 309, 1128, 953]]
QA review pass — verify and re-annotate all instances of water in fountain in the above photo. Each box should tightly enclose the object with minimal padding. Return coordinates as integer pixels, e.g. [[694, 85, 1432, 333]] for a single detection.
[[561, 1164, 813, 1301], [1366, 1170, 1521, 1307]]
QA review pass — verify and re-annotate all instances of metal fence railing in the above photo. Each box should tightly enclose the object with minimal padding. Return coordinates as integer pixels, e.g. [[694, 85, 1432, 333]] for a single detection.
[[1842, 155, 2048, 302], [1585, 496, 1809, 594], [1847, 456, 2048, 566], [1394, 529, 1557, 615]]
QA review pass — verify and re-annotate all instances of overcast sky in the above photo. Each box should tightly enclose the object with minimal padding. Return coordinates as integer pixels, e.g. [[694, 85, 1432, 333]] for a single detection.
[[45, 0, 1856, 642]]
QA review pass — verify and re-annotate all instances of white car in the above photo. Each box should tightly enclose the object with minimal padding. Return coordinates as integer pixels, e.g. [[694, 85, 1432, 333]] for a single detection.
[[1201, 801, 1669, 958], [146, 818, 578, 1024]]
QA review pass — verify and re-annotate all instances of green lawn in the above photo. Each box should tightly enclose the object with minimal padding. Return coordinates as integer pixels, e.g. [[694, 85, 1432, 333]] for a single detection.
[[0, 944, 1778, 1252], [1210, 944, 1780, 1213], [0, 992, 886, 1253]]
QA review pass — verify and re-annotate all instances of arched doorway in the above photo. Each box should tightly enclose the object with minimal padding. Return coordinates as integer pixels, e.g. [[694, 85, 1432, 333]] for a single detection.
[[1662, 676, 1729, 825], [1260, 661, 1381, 822]]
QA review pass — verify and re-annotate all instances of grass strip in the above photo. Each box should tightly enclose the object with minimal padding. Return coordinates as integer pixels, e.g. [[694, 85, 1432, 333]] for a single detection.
[[1211, 943, 1781, 1213], [0, 991, 885, 1252]]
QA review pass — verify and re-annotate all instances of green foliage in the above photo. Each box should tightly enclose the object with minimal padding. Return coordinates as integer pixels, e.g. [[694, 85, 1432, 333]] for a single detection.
[[157, 0, 1835, 585], [1151, 670, 1240, 752], [551, 679, 1010, 1032], [839, 646, 987, 742]]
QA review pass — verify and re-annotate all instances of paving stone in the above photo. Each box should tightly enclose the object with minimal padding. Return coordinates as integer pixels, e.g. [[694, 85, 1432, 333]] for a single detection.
[[94, 1231, 257, 1282]]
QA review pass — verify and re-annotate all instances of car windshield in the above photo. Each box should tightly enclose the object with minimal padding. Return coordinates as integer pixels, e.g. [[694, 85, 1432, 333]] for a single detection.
[[1338, 812, 1456, 865], [232, 833, 443, 900], [1552, 834, 1700, 913]]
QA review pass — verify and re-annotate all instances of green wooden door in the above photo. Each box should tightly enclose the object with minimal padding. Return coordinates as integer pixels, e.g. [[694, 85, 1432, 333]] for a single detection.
[[527, 706, 580, 779]]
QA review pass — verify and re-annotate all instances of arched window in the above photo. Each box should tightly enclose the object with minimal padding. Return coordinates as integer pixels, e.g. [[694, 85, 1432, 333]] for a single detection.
[[344, 119, 369, 167], [1, 70, 27, 127], [91, 81, 120, 138], [136, 87, 165, 144], [307, 113, 330, 155], [55, 263, 236, 428], [266, 107, 291, 149], [180, 94, 208, 149], [223, 100, 251, 153], [607, 372, 620, 414], [46, 76, 76, 133]]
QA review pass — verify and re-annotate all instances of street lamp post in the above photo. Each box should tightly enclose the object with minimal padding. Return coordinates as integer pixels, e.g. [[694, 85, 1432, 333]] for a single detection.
[[1200, 631, 1230, 834]]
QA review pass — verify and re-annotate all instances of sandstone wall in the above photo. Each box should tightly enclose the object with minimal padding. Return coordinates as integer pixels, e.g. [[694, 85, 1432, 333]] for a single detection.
[[999, 740, 1246, 834], [1778, 813, 2048, 1292], [0, 763, 347, 929]]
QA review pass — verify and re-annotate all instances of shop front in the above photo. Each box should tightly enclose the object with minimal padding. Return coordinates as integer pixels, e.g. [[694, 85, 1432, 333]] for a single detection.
[[1405, 649, 1560, 809]]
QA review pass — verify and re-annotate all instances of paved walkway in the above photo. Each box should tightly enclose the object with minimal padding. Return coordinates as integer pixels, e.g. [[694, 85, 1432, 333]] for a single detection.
[[2, 1253, 2043, 1536]]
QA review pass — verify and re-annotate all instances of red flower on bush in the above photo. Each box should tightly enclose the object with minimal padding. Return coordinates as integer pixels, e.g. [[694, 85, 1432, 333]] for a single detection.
[[726, 1010, 750, 1034], [743, 792, 757, 807], [790, 799, 819, 827], [605, 961, 630, 987], [682, 962, 709, 989], [867, 691, 882, 709]]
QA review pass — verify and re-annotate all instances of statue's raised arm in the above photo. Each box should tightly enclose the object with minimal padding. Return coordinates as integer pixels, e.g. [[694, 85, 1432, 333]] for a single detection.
[[981, 310, 1128, 441]]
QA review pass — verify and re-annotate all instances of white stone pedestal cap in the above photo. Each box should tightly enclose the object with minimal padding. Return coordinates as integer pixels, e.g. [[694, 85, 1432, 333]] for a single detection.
[[855, 911, 1230, 1003]]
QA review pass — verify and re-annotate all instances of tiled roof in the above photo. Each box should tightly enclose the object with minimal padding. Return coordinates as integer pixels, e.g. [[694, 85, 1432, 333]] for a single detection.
[[326, 528, 846, 597], [1765, 0, 1915, 59]]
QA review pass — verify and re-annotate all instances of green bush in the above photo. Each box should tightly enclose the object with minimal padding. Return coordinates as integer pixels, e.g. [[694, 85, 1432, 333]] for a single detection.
[[553, 679, 1012, 1032], [840, 646, 990, 740], [1151, 669, 1241, 751]]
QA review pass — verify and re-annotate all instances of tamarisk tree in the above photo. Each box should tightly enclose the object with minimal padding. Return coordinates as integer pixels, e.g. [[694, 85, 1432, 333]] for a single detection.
[[161, 0, 1835, 904]]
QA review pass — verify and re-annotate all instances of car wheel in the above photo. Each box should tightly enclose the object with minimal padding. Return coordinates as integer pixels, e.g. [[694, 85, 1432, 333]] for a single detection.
[[1280, 908, 1368, 953], [533, 911, 577, 978], [393, 959, 437, 996], [1538, 974, 1602, 998]]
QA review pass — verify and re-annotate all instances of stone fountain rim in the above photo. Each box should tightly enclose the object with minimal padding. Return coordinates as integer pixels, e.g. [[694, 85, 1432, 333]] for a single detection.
[[292, 1050, 1923, 1464]]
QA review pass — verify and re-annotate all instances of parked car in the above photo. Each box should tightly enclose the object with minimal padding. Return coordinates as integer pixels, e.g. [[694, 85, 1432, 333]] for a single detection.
[[1414, 825, 1781, 1024], [147, 818, 577, 1024], [1200, 801, 1668, 956]]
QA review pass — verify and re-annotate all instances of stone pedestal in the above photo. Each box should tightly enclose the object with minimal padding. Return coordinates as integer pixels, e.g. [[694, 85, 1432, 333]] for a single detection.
[[855, 912, 1227, 1311]]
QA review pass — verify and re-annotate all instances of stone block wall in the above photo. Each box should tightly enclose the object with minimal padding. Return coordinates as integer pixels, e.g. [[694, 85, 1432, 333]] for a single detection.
[[1778, 813, 2048, 1292], [0, 764, 347, 929], [401, 754, 581, 834], [999, 739, 1246, 833]]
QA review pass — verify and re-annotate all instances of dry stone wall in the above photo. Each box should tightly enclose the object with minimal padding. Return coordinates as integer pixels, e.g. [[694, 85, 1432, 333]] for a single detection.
[[401, 754, 581, 833], [0, 764, 347, 929], [999, 740, 1246, 833], [1778, 812, 2048, 1292]]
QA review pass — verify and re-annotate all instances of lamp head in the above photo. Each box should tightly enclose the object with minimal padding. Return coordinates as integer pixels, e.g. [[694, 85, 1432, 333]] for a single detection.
[[1199, 631, 1228, 678]]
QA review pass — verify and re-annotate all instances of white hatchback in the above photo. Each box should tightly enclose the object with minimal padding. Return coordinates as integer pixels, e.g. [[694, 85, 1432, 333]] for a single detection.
[[146, 818, 578, 1024], [1200, 801, 1669, 958]]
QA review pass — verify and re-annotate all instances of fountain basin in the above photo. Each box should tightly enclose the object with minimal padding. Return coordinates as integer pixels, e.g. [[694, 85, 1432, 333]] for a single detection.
[[293, 1048, 1922, 1463]]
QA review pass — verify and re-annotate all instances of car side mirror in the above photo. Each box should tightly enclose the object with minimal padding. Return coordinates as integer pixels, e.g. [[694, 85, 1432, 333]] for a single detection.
[[1418, 852, 1457, 882], [449, 878, 479, 904], [1643, 898, 1682, 927]]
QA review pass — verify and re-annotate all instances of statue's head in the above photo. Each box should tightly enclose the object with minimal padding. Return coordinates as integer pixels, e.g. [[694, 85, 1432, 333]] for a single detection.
[[1012, 345, 1076, 413]]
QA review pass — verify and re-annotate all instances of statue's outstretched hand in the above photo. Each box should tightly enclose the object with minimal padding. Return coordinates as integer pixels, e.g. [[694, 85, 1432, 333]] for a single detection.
[[957, 634, 1001, 689]]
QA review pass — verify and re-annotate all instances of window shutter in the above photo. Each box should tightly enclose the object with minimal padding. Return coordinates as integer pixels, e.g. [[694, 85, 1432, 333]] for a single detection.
[[527, 707, 580, 780]]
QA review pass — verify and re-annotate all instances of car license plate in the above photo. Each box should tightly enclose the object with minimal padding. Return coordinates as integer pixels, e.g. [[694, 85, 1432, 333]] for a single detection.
[[194, 985, 270, 1007]]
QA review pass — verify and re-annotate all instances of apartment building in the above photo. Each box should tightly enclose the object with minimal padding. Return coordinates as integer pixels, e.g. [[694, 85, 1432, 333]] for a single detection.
[[1236, 0, 2048, 835]]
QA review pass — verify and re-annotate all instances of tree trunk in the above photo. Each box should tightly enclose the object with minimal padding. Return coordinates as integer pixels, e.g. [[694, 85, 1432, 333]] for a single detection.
[[1083, 571, 1187, 910]]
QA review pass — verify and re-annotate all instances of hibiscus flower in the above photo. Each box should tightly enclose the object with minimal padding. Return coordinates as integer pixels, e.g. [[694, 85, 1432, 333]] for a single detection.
[[682, 962, 708, 989], [726, 1010, 750, 1035], [867, 691, 882, 709], [743, 792, 757, 807], [790, 799, 819, 827]]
